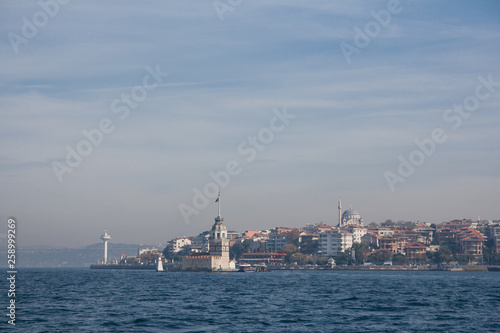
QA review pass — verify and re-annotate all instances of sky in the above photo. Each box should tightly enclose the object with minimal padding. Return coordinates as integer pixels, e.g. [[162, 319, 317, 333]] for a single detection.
[[1, 0, 499, 248]]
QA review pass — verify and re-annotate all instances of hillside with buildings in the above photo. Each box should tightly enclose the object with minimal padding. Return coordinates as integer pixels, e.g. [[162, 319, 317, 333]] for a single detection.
[[164, 201, 500, 268]]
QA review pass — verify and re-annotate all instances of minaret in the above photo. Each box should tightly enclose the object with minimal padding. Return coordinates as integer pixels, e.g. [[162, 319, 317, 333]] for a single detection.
[[100, 231, 111, 264], [338, 198, 342, 227]]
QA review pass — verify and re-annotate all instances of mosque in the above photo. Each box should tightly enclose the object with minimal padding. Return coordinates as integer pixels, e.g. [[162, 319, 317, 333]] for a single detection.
[[338, 198, 364, 227], [181, 193, 233, 271]]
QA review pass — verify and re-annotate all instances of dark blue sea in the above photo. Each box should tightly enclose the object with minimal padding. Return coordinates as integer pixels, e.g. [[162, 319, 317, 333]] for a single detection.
[[8, 268, 500, 332]]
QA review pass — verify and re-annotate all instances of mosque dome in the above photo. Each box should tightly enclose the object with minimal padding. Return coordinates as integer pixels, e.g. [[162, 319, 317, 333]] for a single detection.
[[341, 207, 363, 226], [343, 209, 360, 218]]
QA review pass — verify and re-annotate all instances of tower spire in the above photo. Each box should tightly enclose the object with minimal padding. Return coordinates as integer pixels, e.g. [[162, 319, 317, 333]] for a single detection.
[[338, 197, 342, 227], [216, 189, 221, 218], [214, 188, 223, 224]]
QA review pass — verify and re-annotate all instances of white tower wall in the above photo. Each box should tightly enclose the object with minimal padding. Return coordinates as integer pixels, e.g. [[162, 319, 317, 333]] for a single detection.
[[100, 231, 111, 265]]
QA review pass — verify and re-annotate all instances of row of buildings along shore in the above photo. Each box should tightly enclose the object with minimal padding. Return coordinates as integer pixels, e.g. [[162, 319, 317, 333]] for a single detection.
[[164, 197, 500, 271]]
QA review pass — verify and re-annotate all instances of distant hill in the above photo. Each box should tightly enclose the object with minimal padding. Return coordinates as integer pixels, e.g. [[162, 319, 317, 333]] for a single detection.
[[0, 243, 162, 268]]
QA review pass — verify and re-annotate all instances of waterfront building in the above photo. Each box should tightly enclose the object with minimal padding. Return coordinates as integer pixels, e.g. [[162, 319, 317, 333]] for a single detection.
[[455, 228, 486, 255], [485, 223, 500, 253], [435, 219, 473, 231], [361, 232, 380, 248], [377, 227, 395, 237], [193, 231, 210, 251], [266, 234, 288, 251], [316, 225, 335, 233], [227, 230, 240, 246], [435, 227, 486, 255], [343, 225, 367, 244], [405, 242, 428, 259], [181, 193, 233, 271], [298, 232, 319, 247], [166, 237, 192, 253], [379, 235, 407, 255], [435, 228, 456, 246], [138, 247, 159, 256], [318, 229, 353, 257], [405, 226, 435, 245], [239, 250, 286, 265]]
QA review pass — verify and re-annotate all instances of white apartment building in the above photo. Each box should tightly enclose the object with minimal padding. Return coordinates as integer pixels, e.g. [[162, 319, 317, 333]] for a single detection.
[[343, 226, 367, 244], [138, 247, 159, 256], [166, 237, 192, 253], [319, 229, 353, 257]]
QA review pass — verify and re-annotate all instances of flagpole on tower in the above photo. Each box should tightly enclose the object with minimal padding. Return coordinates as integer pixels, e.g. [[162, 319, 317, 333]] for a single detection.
[[216, 189, 221, 218]]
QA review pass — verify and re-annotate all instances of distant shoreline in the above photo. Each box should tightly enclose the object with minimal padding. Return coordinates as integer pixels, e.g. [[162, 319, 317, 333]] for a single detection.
[[85, 264, 500, 272]]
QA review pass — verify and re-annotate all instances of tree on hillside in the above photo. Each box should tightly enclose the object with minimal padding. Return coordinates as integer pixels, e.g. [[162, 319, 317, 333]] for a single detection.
[[281, 244, 298, 264], [431, 247, 453, 264], [290, 252, 307, 265], [230, 239, 252, 260], [286, 229, 301, 246], [401, 221, 416, 230], [393, 254, 408, 265], [381, 219, 395, 227], [367, 222, 379, 229], [299, 241, 318, 255], [368, 250, 393, 264], [281, 243, 298, 255], [140, 252, 159, 264], [352, 242, 370, 264], [334, 252, 352, 265]]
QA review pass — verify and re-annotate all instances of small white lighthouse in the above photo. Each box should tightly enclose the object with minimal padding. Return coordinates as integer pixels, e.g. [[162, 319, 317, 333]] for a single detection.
[[100, 231, 111, 264], [156, 255, 164, 272]]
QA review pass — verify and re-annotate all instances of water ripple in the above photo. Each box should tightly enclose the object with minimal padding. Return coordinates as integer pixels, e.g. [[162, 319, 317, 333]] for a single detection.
[[15, 268, 500, 332]]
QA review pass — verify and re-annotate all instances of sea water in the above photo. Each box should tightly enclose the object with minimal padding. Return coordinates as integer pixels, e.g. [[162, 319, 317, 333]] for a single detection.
[[11, 268, 500, 332]]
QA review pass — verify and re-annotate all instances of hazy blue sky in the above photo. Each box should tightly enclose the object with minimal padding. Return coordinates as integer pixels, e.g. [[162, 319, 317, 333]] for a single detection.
[[1, 0, 499, 248]]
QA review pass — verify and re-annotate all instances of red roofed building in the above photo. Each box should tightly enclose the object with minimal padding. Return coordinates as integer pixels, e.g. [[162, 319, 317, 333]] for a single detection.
[[436, 220, 472, 231], [456, 228, 486, 255], [316, 225, 335, 232], [379, 235, 407, 255], [411, 225, 435, 244], [242, 230, 262, 239], [405, 242, 428, 259]]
